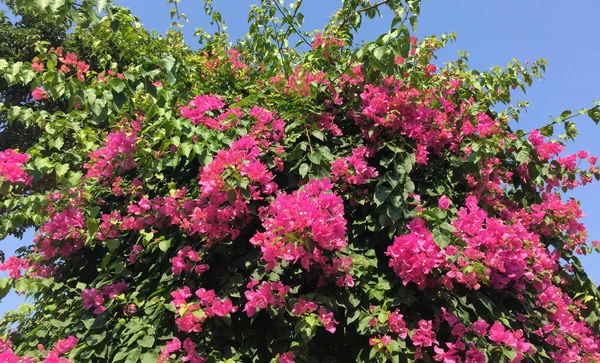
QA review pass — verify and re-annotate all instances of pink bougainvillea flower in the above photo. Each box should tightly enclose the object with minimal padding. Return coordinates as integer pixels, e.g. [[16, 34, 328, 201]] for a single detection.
[[438, 195, 450, 210], [317, 306, 338, 333], [80, 288, 105, 315], [31, 87, 48, 101], [243, 281, 289, 317], [52, 336, 78, 355], [31, 62, 44, 72], [102, 281, 127, 299], [277, 352, 295, 363], [0, 149, 32, 185], [386, 218, 445, 289]]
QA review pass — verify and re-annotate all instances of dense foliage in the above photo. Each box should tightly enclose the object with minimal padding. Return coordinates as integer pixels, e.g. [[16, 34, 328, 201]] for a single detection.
[[1, 0, 600, 362], [0, 2, 67, 162]]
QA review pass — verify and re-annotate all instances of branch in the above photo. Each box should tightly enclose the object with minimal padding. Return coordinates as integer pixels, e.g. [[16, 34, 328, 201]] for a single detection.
[[271, 0, 311, 48], [356, 0, 391, 14], [339, 0, 391, 30], [523, 105, 600, 136]]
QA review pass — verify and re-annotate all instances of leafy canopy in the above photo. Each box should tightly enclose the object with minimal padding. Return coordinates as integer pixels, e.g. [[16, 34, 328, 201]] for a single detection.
[[0, 0, 599, 362]]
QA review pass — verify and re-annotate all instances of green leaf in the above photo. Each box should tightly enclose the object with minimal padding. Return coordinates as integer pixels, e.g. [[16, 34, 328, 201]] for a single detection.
[[162, 54, 176, 72], [540, 124, 553, 137], [311, 129, 325, 141], [53, 137, 64, 150], [114, 261, 126, 275], [386, 204, 402, 222], [588, 108, 600, 124], [138, 335, 155, 348], [373, 45, 386, 61], [105, 239, 120, 252], [109, 78, 126, 93], [87, 330, 107, 347], [158, 239, 171, 252], [84, 88, 97, 106], [110, 19, 121, 33], [515, 149, 529, 163], [565, 121, 578, 139], [374, 185, 392, 206], [68, 171, 83, 186], [140, 351, 159, 363], [49, 0, 66, 12], [440, 222, 457, 233], [55, 163, 69, 177], [433, 228, 450, 248], [0, 278, 11, 300], [124, 347, 141, 363], [299, 163, 309, 178], [179, 142, 193, 158], [113, 92, 126, 111], [34, 157, 53, 174], [559, 109, 573, 120], [502, 348, 517, 360], [47, 58, 56, 70]]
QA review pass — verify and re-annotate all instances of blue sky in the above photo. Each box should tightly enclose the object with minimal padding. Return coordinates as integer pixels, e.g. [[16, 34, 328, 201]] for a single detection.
[[1, 1, 599, 314]]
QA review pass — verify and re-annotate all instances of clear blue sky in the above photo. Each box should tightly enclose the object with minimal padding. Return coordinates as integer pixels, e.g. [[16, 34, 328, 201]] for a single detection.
[[1, 1, 599, 314]]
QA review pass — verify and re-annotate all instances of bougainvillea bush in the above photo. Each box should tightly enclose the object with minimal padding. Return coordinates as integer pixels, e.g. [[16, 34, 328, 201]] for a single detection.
[[1, 0, 600, 362]]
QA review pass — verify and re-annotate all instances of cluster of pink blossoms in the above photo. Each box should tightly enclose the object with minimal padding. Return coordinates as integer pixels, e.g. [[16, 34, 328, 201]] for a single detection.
[[158, 337, 206, 363], [97, 190, 199, 242], [385, 217, 446, 290], [534, 282, 600, 362], [330, 146, 378, 187], [488, 322, 535, 359], [31, 87, 48, 101], [355, 77, 474, 164], [180, 94, 242, 131], [199, 135, 276, 198], [0, 256, 28, 279], [369, 307, 536, 362], [369, 309, 442, 360], [250, 178, 353, 286], [171, 245, 209, 276], [0, 149, 32, 185], [93, 103, 286, 250], [291, 299, 338, 333], [30, 49, 90, 102], [54, 48, 90, 81], [529, 129, 565, 161], [243, 279, 290, 317], [454, 195, 600, 361], [311, 32, 344, 52], [528, 129, 598, 189], [171, 286, 237, 332], [0, 335, 77, 363], [95, 181, 259, 254], [81, 281, 126, 315], [199, 48, 249, 77], [246, 106, 286, 145], [383, 188, 600, 362], [34, 207, 86, 260], [194, 135, 277, 243], [388, 310, 409, 339], [276, 352, 295, 363], [84, 130, 138, 183], [432, 313, 533, 363], [534, 193, 588, 252], [445, 195, 537, 290], [462, 156, 516, 212]]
